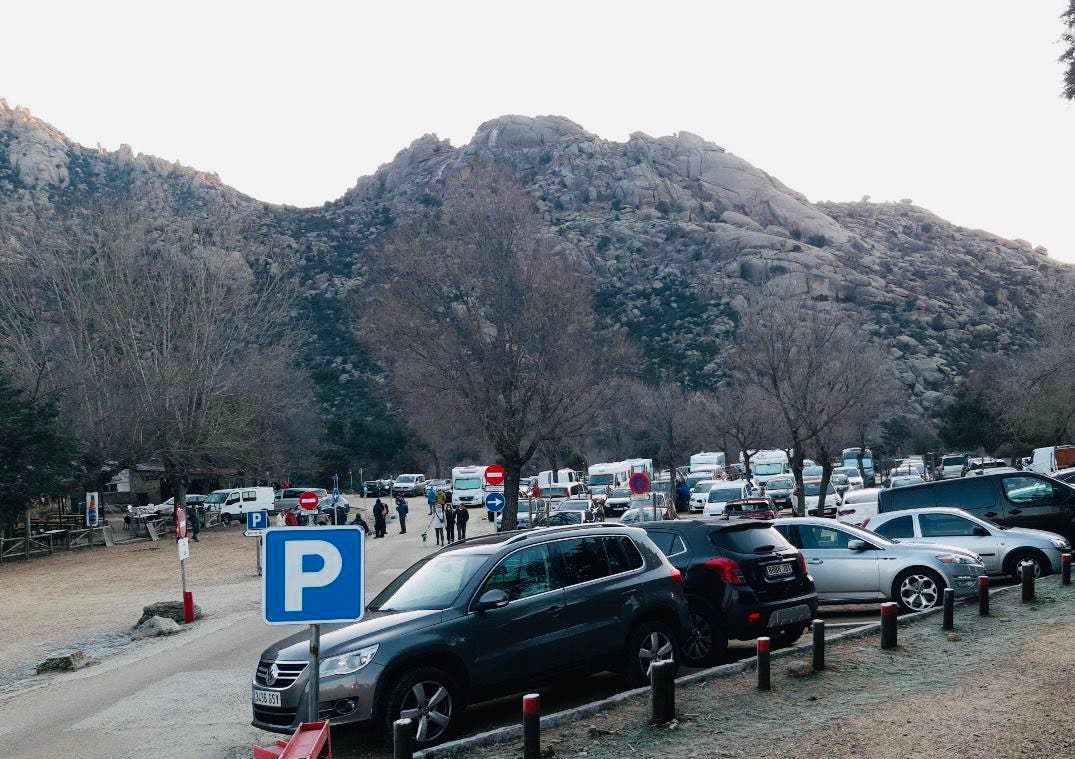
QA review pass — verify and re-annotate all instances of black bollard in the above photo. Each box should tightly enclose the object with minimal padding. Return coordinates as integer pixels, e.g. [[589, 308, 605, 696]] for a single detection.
[[650, 659, 675, 724], [978, 575, 990, 616], [756, 636, 771, 691], [523, 693, 540, 759], [393, 718, 414, 759], [811, 619, 825, 671], [942, 588, 955, 631], [1063, 553, 1071, 586], [1021, 561, 1035, 602], [880, 602, 898, 649]]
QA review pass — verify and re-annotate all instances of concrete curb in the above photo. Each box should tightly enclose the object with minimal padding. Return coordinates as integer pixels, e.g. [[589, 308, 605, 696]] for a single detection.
[[416, 580, 1025, 758]]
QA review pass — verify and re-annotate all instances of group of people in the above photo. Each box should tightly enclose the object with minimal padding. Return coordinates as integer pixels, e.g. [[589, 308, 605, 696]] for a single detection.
[[423, 486, 470, 546], [367, 495, 410, 538]]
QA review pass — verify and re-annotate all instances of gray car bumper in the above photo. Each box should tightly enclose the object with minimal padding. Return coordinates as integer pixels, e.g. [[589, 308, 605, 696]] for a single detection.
[[252, 662, 384, 734]]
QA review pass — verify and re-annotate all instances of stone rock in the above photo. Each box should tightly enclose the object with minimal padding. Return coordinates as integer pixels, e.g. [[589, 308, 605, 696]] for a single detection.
[[946, 634, 962, 642], [132, 615, 182, 639], [36, 650, 89, 674], [719, 210, 763, 232], [786, 661, 813, 678], [137, 600, 203, 627]]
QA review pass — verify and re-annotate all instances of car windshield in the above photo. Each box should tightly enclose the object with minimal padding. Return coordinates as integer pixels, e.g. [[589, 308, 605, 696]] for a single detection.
[[837, 468, 859, 477], [804, 483, 835, 496], [538, 511, 584, 525], [767, 478, 794, 489], [206, 493, 228, 504], [555, 499, 591, 511], [397, 476, 416, 484], [611, 488, 633, 498], [588, 474, 616, 486], [709, 524, 792, 553], [516, 499, 532, 513], [691, 481, 715, 494], [368, 552, 490, 612], [753, 463, 785, 476], [454, 477, 482, 490], [803, 467, 824, 477], [686, 475, 711, 489], [942, 456, 967, 466], [709, 487, 743, 502], [542, 486, 570, 498]]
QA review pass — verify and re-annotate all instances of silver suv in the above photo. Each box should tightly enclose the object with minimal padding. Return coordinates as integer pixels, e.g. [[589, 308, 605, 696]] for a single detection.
[[865, 507, 1071, 578]]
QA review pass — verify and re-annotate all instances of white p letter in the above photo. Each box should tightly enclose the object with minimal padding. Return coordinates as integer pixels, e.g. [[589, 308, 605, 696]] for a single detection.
[[284, 540, 343, 612]]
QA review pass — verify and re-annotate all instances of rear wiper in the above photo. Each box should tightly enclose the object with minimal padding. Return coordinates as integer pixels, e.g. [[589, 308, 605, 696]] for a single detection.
[[753, 544, 776, 553]]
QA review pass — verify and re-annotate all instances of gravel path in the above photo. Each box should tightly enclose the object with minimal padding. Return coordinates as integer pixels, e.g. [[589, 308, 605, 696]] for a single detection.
[[459, 578, 1075, 759]]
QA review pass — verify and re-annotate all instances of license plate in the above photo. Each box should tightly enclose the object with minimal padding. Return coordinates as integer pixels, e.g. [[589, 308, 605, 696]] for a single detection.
[[765, 562, 793, 578], [769, 604, 811, 627], [252, 688, 282, 707]]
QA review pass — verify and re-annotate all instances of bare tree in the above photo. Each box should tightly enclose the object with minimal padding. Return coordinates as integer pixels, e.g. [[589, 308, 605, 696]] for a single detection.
[[359, 170, 619, 529], [704, 384, 778, 482]]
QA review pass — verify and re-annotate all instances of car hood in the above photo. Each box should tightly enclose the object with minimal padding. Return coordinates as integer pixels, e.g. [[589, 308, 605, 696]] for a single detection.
[[261, 609, 444, 661], [888, 540, 980, 558], [1002, 527, 1067, 545]]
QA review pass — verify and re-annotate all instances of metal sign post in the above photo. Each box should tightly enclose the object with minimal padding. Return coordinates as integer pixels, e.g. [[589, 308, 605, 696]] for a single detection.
[[308, 623, 321, 722], [245, 511, 269, 576]]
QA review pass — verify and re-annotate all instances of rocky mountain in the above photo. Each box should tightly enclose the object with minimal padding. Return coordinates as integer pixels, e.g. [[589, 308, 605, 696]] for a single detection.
[[1, 101, 1071, 470]]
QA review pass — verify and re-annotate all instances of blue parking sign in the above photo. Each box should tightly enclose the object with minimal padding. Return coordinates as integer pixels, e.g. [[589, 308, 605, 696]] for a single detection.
[[247, 510, 269, 531], [262, 527, 365, 625]]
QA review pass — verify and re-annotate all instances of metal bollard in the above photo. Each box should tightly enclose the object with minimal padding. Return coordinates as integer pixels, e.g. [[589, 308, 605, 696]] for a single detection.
[[393, 718, 414, 759], [978, 575, 990, 616], [649, 659, 675, 724], [880, 602, 898, 649], [1021, 561, 1035, 602], [523, 693, 540, 759], [1063, 553, 1071, 586], [942, 588, 954, 630], [811, 619, 825, 671], [756, 637, 771, 690]]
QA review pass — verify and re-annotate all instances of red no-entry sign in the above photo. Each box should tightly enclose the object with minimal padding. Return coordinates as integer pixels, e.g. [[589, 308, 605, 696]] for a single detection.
[[299, 491, 320, 510], [175, 504, 187, 539], [485, 465, 505, 486]]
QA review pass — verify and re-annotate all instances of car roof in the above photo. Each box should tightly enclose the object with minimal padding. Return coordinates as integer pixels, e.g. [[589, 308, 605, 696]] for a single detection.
[[869, 506, 977, 521]]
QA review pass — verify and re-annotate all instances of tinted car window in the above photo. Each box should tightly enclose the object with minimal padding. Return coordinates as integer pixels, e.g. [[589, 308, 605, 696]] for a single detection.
[[646, 531, 687, 558], [481, 545, 556, 602], [920, 513, 979, 537], [796, 524, 855, 550], [604, 536, 644, 573], [933, 478, 994, 511], [1001, 476, 1056, 504], [558, 537, 611, 584], [873, 514, 914, 539], [709, 525, 792, 554]]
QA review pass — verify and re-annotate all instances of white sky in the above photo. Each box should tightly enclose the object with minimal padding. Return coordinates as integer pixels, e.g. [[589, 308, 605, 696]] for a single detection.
[[3, 1, 1073, 261]]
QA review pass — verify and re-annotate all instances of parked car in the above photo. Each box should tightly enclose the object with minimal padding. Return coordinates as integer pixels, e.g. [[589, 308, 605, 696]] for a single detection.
[[620, 505, 677, 524], [890, 461, 928, 479], [801, 465, 824, 479], [1028, 445, 1075, 476], [688, 480, 719, 513], [888, 475, 926, 489], [935, 454, 968, 480], [864, 507, 1071, 578], [532, 509, 593, 527], [640, 519, 817, 665], [604, 487, 635, 515], [834, 467, 864, 489], [801, 480, 840, 517], [251, 524, 690, 745], [495, 497, 543, 531], [836, 487, 882, 527], [538, 483, 586, 501], [1054, 467, 1075, 485], [966, 466, 1018, 477], [877, 471, 1075, 542], [391, 474, 427, 498], [702, 482, 753, 517], [276, 487, 329, 512], [361, 480, 392, 497], [136, 494, 208, 518], [761, 476, 795, 510], [829, 472, 851, 496], [721, 498, 778, 520], [961, 458, 1007, 477], [208, 486, 277, 523], [773, 517, 985, 612]]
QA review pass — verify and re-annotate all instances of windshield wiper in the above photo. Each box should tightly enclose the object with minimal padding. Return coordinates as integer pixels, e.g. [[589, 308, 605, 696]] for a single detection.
[[753, 544, 776, 553]]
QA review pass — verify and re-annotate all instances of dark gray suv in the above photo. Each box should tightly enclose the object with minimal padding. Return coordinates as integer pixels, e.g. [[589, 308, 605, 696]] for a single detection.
[[251, 524, 689, 747]]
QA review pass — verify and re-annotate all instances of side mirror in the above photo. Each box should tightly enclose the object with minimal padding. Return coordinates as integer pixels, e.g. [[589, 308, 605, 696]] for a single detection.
[[474, 589, 509, 612], [972, 526, 990, 537], [847, 539, 869, 551]]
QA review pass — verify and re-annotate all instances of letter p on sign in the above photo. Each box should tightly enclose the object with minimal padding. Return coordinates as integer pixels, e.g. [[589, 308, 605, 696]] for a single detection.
[[262, 527, 365, 624]]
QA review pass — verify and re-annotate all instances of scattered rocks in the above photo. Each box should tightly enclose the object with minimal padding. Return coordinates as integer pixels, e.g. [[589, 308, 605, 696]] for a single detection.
[[137, 600, 203, 627], [786, 661, 814, 678], [132, 615, 182, 639], [946, 634, 962, 642], [35, 650, 89, 674]]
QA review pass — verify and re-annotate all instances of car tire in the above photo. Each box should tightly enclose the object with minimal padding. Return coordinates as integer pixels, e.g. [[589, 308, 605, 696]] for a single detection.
[[893, 567, 945, 612], [222, 513, 232, 525], [1006, 550, 1049, 579], [769, 623, 807, 648], [382, 666, 460, 748], [682, 604, 727, 667], [625, 619, 679, 686]]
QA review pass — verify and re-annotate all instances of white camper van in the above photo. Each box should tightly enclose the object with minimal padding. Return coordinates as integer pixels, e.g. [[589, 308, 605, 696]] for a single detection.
[[746, 450, 789, 487], [587, 461, 631, 490], [207, 486, 277, 524], [689, 452, 726, 475], [451, 465, 488, 508]]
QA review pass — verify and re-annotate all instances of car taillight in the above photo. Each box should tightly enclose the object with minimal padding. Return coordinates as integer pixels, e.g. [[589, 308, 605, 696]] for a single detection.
[[670, 567, 682, 584], [705, 558, 745, 585], [747, 612, 761, 624], [796, 551, 808, 575]]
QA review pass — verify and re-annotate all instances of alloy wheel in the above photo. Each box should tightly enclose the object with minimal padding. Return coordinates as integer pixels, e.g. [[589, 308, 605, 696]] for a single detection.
[[638, 630, 675, 676], [684, 612, 712, 662], [899, 573, 940, 610], [399, 680, 453, 743]]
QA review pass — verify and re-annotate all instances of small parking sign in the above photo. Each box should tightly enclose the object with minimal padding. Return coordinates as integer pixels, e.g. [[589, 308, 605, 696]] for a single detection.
[[262, 527, 365, 625], [247, 510, 269, 531]]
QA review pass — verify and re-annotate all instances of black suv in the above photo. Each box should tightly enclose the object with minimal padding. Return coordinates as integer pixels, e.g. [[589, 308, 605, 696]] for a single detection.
[[640, 519, 817, 666], [252, 524, 689, 747]]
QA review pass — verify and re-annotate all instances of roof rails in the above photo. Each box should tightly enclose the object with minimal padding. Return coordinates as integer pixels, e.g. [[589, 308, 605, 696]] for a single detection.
[[505, 522, 626, 544]]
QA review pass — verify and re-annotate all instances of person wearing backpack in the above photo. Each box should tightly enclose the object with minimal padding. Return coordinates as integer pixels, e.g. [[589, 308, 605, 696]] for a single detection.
[[395, 495, 409, 534]]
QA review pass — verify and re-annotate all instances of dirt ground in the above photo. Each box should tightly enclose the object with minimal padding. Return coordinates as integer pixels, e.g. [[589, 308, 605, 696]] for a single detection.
[[459, 579, 1075, 759]]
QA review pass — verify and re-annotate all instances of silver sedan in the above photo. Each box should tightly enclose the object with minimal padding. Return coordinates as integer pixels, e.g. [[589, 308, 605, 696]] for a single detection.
[[773, 517, 986, 612]]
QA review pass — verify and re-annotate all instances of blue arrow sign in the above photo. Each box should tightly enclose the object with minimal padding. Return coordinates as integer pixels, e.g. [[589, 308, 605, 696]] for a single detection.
[[485, 492, 506, 513]]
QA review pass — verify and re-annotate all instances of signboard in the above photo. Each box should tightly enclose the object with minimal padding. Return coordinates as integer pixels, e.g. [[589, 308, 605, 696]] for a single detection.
[[628, 472, 651, 495], [485, 492, 506, 513], [175, 504, 187, 539], [85, 492, 100, 528], [247, 510, 269, 531], [531, 483, 542, 498], [177, 537, 190, 561], [262, 527, 365, 625], [484, 465, 505, 486], [299, 491, 320, 511]]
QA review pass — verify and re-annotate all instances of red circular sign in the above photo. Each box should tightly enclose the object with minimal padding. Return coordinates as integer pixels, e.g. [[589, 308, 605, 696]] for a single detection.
[[628, 472, 651, 495], [298, 491, 320, 510], [175, 504, 187, 539], [531, 483, 542, 498], [485, 465, 505, 486]]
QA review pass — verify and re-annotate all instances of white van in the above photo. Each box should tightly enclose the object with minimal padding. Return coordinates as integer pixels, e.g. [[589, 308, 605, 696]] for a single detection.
[[1029, 445, 1075, 475], [538, 468, 578, 487], [746, 450, 789, 487], [689, 452, 726, 475], [587, 461, 630, 490], [207, 486, 277, 524], [452, 465, 487, 508]]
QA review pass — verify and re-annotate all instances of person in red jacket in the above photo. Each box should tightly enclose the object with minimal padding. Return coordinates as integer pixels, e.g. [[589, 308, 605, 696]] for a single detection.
[[284, 509, 299, 527]]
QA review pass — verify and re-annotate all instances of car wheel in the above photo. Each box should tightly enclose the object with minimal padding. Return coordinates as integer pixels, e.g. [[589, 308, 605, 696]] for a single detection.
[[894, 568, 944, 612], [383, 666, 460, 748], [221, 513, 232, 525], [1007, 551, 1049, 579], [682, 605, 727, 666], [625, 619, 679, 686], [769, 623, 807, 648]]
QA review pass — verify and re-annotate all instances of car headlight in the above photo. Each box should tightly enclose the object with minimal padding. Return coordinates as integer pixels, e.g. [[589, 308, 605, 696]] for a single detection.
[[936, 553, 982, 566], [319, 644, 378, 677], [1049, 537, 1070, 550]]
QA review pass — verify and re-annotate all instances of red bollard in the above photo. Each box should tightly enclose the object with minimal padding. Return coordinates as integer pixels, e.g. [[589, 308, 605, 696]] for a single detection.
[[880, 601, 898, 649], [523, 693, 540, 759], [756, 637, 771, 690], [1063, 553, 1071, 586], [183, 591, 195, 624], [978, 575, 990, 616]]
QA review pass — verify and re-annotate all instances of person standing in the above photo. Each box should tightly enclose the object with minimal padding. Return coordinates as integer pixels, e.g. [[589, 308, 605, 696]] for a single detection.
[[187, 503, 201, 542], [444, 503, 457, 543], [426, 484, 437, 515], [372, 498, 388, 538], [275, 510, 286, 527], [395, 495, 409, 534], [455, 503, 469, 541], [425, 505, 446, 546], [284, 508, 299, 527]]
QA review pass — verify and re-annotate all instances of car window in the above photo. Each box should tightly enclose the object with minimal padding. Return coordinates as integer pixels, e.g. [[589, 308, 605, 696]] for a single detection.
[[370, 553, 490, 611], [605, 536, 645, 573], [796, 524, 856, 550], [225, 493, 240, 505], [709, 525, 792, 553], [243, 490, 257, 501], [919, 513, 980, 537], [557, 537, 611, 585], [873, 515, 914, 539], [646, 531, 687, 558], [480, 545, 557, 602], [1001, 476, 1056, 505]]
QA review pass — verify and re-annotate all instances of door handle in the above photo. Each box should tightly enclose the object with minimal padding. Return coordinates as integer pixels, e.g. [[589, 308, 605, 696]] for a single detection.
[[806, 558, 823, 565], [984, 512, 998, 518], [545, 605, 563, 615], [1008, 509, 1022, 515]]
